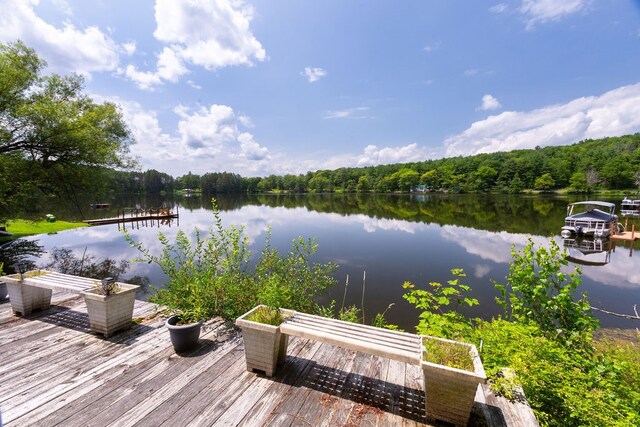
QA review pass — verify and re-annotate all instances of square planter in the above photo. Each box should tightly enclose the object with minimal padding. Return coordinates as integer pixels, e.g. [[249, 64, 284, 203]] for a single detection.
[[235, 305, 293, 377], [81, 283, 139, 337], [421, 336, 486, 427], [3, 273, 52, 315]]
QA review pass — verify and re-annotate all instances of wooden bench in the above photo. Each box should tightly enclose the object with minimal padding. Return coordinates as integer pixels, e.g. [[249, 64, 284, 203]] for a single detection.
[[3, 270, 139, 336], [279, 311, 422, 365], [274, 311, 486, 426]]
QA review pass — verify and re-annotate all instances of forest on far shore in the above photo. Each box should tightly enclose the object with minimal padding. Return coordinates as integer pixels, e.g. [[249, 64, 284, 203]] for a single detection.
[[107, 133, 640, 195]]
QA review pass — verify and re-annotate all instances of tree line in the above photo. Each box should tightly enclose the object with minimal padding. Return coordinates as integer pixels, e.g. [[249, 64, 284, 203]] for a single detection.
[[112, 134, 640, 195]]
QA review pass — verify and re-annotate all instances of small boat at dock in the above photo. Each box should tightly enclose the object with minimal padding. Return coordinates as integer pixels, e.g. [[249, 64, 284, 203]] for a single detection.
[[620, 197, 640, 217], [560, 201, 619, 238]]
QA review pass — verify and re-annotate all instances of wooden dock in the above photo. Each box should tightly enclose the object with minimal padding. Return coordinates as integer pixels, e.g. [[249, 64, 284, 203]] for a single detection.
[[0, 293, 537, 426], [84, 208, 178, 226]]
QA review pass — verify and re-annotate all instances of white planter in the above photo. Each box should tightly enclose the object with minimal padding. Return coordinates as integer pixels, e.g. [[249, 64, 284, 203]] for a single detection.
[[81, 283, 139, 337], [421, 336, 486, 427], [4, 274, 52, 315], [235, 305, 293, 377]]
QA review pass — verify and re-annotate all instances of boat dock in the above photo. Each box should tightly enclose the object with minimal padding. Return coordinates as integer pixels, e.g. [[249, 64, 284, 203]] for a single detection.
[[84, 207, 178, 227], [0, 292, 538, 426], [611, 223, 639, 242]]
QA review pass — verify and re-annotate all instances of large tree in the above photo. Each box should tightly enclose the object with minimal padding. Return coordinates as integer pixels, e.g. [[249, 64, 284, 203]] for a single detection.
[[0, 41, 135, 219]]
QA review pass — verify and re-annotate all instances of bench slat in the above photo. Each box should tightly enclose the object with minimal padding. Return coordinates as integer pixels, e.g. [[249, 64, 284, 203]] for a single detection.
[[280, 312, 422, 365], [22, 271, 123, 294], [283, 317, 420, 352], [280, 321, 421, 365], [287, 313, 420, 345]]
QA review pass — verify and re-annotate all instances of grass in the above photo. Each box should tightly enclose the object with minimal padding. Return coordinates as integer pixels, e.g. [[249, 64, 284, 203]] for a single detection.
[[246, 306, 286, 326], [3, 219, 87, 239], [422, 337, 475, 371]]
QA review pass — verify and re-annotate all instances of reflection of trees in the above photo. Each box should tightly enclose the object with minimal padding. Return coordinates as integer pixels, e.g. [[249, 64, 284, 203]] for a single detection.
[[0, 239, 45, 274], [238, 193, 571, 236]]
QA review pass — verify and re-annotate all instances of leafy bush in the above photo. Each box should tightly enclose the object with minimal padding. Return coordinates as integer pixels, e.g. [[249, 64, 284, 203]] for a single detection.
[[255, 230, 337, 313], [494, 238, 598, 351], [473, 319, 640, 427], [402, 268, 478, 339], [126, 199, 338, 322], [402, 241, 640, 427]]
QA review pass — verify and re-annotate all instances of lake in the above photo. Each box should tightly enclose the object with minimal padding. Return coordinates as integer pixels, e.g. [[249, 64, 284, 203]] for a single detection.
[[7, 193, 640, 331]]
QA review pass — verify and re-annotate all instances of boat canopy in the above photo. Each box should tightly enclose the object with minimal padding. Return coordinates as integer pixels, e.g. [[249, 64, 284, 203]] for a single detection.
[[568, 201, 616, 209]]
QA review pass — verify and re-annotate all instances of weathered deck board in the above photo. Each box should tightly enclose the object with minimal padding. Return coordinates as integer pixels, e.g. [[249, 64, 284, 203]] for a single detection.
[[0, 293, 538, 426]]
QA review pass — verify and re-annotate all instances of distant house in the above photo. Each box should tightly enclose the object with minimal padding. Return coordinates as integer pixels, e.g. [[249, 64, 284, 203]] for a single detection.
[[411, 184, 427, 193]]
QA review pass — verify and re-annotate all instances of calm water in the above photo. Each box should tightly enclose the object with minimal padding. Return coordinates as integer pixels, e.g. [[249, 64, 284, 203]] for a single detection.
[[9, 193, 640, 330]]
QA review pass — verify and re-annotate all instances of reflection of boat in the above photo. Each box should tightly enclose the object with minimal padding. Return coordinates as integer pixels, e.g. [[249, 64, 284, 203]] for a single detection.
[[620, 197, 640, 217], [90, 203, 110, 209], [563, 237, 612, 266], [560, 201, 619, 238]]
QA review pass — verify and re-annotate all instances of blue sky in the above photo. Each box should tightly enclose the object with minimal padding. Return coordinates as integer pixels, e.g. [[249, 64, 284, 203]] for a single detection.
[[2, 0, 640, 177]]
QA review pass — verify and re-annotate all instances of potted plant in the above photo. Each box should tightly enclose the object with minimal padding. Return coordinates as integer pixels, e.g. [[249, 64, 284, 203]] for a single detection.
[[235, 305, 294, 377], [165, 309, 205, 353], [3, 269, 53, 315], [0, 262, 7, 301], [420, 335, 486, 426], [81, 277, 139, 337]]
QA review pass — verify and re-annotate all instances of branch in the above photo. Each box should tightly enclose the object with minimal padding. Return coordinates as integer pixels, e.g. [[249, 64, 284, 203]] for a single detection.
[[590, 305, 640, 320]]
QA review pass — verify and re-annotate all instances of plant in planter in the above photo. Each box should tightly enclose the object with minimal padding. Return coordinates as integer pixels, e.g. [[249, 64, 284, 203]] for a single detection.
[[3, 267, 53, 315], [126, 199, 255, 354], [0, 262, 7, 301], [235, 304, 294, 377], [81, 277, 139, 337], [165, 308, 205, 353], [421, 335, 486, 426]]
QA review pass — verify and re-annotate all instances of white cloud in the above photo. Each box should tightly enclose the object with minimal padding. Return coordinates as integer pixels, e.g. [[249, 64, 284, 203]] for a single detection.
[[302, 67, 327, 83], [125, 46, 189, 90], [187, 80, 202, 90], [324, 107, 369, 119], [123, 0, 265, 89], [238, 132, 269, 160], [154, 0, 265, 69], [520, 0, 588, 29], [464, 69, 478, 76], [489, 3, 509, 14], [124, 65, 163, 91], [356, 143, 429, 167], [238, 115, 254, 128], [444, 82, 640, 157], [478, 94, 502, 111], [423, 41, 442, 52], [0, 0, 119, 76], [122, 41, 136, 56], [115, 99, 271, 175]]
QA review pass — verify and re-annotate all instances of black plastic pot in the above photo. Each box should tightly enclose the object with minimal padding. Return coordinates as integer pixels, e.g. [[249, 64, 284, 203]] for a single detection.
[[165, 315, 204, 353], [0, 281, 8, 301]]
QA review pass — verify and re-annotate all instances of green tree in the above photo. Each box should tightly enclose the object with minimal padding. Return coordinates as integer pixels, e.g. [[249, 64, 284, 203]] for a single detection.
[[569, 171, 588, 192], [534, 173, 555, 191], [494, 239, 598, 351], [0, 41, 134, 219]]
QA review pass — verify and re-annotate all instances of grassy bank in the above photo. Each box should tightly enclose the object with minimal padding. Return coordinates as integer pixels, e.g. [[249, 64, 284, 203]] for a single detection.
[[2, 219, 88, 239]]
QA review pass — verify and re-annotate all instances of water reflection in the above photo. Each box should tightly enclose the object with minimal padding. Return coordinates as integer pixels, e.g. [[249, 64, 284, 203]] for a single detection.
[[14, 193, 640, 330]]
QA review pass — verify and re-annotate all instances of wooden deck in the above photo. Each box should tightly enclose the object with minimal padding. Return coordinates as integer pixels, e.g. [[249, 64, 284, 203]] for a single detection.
[[0, 292, 537, 426]]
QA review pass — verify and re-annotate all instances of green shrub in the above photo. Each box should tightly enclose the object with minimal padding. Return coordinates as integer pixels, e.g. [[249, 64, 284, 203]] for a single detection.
[[494, 238, 599, 351], [402, 268, 478, 339], [472, 319, 640, 427], [403, 241, 640, 427], [126, 199, 338, 321]]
